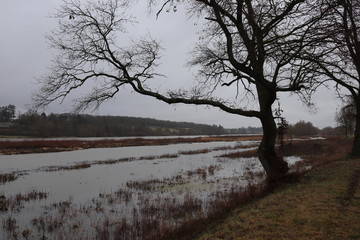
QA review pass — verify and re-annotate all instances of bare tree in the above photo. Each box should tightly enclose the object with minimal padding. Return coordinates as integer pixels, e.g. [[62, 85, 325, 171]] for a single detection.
[[34, 0, 320, 181], [304, 0, 360, 156]]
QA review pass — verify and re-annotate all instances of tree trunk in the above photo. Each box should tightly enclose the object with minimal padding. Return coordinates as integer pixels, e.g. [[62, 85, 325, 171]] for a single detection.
[[258, 107, 289, 181], [257, 85, 289, 181], [350, 97, 360, 157]]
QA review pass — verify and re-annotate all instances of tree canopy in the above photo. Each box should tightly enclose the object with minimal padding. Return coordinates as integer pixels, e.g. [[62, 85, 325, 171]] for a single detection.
[[302, 0, 360, 156], [33, 0, 331, 180]]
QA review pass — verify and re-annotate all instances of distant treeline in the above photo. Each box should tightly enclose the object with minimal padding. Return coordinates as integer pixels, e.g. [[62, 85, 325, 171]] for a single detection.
[[226, 127, 263, 135], [0, 111, 264, 137], [0, 106, 347, 138], [6, 113, 229, 137], [287, 120, 345, 136]]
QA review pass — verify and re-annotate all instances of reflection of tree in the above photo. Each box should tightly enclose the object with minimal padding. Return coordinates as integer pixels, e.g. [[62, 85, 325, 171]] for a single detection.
[[34, 1, 321, 181]]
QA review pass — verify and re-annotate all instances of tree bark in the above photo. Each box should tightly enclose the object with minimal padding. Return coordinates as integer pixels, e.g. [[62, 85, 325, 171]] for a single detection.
[[257, 85, 289, 181], [350, 96, 360, 157]]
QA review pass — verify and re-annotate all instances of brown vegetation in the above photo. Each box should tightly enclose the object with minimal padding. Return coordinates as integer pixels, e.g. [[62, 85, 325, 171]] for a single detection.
[[0, 135, 261, 155], [0, 136, 353, 240], [0, 173, 18, 184], [0, 190, 48, 213], [195, 141, 359, 240], [42, 162, 92, 172], [279, 136, 352, 167], [218, 149, 258, 159]]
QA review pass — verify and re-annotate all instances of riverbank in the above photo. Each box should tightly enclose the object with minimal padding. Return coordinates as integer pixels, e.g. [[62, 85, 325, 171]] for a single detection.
[[195, 138, 360, 240], [0, 135, 261, 155]]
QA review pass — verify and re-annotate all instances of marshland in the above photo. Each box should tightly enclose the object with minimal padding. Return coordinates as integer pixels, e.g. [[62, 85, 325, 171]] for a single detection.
[[0, 135, 342, 240]]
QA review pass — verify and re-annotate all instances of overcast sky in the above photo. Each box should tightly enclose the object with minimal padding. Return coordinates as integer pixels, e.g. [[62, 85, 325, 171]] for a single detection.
[[0, 0, 342, 129]]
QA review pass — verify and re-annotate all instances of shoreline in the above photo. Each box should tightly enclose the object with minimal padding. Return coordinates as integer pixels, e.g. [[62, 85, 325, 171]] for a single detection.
[[0, 135, 262, 155]]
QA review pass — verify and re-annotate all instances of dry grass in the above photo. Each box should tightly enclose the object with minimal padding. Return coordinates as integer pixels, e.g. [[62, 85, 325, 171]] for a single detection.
[[196, 137, 360, 240]]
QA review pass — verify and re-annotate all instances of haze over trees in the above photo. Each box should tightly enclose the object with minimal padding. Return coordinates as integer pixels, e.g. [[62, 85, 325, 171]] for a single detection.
[[33, 0, 327, 181]]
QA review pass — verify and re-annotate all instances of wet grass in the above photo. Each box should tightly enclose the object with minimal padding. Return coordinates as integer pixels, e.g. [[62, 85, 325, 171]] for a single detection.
[[0, 173, 18, 184], [138, 153, 179, 161], [42, 162, 91, 171], [7, 183, 267, 240], [179, 149, 212, 155], [0, 190, 48, 213], [218, 149, 258, 159]]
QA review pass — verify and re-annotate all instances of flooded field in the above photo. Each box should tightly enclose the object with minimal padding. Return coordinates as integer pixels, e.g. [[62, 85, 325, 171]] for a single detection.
[[0, 138, 302, 240]]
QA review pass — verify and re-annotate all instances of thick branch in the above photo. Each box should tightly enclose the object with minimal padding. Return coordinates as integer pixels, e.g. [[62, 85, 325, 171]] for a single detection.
[[129, 79, 261, 118]]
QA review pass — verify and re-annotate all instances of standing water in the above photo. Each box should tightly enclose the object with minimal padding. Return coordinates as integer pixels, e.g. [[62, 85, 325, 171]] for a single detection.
[[0, 138, 301, 239]]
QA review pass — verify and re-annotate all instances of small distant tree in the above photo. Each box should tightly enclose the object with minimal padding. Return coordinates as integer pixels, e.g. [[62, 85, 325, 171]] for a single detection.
[[0, 105, 16, 122], [336, 97, 356, 137]]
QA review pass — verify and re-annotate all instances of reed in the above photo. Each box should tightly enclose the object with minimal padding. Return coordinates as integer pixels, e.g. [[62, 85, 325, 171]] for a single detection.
[[42, 162, 91, 171], [0, 173, 17, 184]]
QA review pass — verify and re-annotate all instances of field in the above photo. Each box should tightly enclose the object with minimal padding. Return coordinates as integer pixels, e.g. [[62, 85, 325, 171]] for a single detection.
[[0, 135, 354, 239]]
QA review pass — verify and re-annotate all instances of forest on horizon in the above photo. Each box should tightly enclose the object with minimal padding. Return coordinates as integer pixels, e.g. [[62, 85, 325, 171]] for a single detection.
[[0, 106, 346, 138], [0, 110, 257, 137]]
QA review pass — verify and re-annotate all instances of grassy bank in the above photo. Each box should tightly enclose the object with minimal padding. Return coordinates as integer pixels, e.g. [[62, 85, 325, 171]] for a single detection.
[[196, 140, 360, 239]]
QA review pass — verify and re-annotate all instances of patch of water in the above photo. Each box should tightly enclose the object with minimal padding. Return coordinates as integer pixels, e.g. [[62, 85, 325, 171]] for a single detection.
[[0, 141, 242, 173], [0, 139, 304, 239]]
